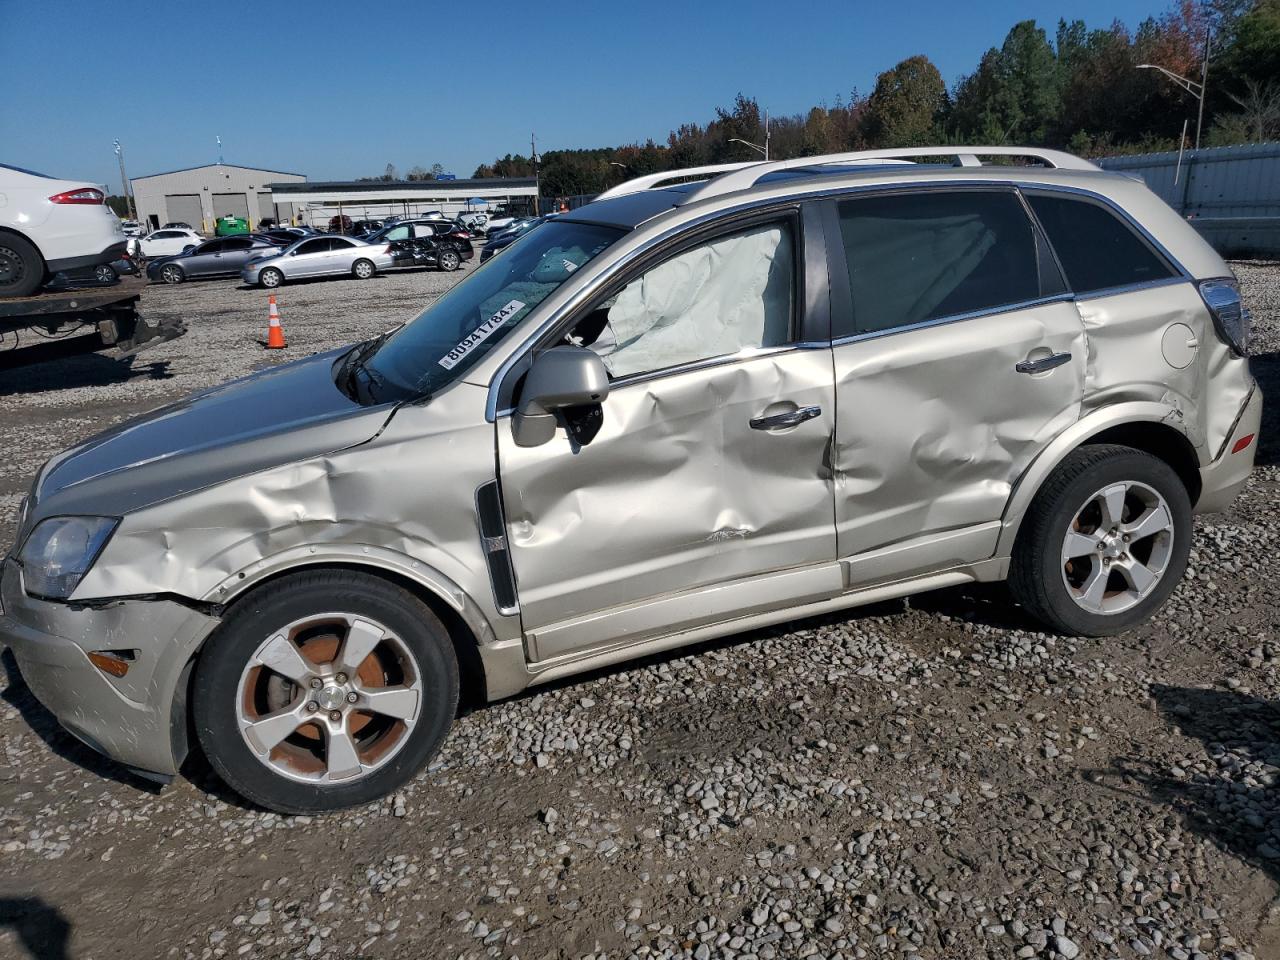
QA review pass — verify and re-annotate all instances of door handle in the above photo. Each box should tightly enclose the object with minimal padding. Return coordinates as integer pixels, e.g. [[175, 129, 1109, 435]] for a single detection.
[[750, 405, 822, 430], [1015, 351, 1072, 374]]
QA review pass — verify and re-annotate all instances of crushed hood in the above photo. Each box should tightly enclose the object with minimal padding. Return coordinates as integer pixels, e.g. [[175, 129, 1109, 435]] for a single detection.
[[33, 349, 394, 521]]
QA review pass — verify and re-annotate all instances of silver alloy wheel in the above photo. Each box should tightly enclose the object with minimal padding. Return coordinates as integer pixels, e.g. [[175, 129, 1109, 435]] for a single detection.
[[261, 268, 282, 288], [95, 264, 116, 283], [439, 249, 459, 271], [1060, 480, 1175, 615], [353, 259, 374, 279], [235, 613, 423, 785], [161, 264, 182, 283]]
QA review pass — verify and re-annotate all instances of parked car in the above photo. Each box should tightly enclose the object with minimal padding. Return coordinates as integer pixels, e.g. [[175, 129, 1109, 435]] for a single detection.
[[351, 219, 384, 237], [457, 211, 489, 234], [327, 215, 354, 234], [2, 146, 1260, 814], [0, 162, 127, 297], [479, 217, 542, 262], [483, 215, 518, 235], [146, 235, 283, 283], [137, 228, 203, 259], [241, 235, 394, 288], [369, 219, 473, 268], [162, 221, 194, 230], [120, 219, 145, 237]]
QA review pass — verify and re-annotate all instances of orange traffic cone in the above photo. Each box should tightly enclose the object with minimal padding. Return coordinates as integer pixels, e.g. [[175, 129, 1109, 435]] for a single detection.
[[266, 295, 286, 349]]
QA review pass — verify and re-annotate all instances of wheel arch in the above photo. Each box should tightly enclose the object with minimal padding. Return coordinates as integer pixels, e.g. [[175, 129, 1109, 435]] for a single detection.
[[997, 403, 1204, 558], [0, 225, 48, 274], [172, 556, 503, 771]]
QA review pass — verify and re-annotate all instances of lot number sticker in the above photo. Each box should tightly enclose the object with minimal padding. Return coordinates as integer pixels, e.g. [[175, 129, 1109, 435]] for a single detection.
[[438, 300, 526, 370]]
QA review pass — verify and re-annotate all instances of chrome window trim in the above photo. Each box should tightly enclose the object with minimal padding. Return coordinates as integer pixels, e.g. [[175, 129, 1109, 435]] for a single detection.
[[483, 176, 1192, 421], [1072, 274, 1194, 302], [829, 293, 1078, 347]]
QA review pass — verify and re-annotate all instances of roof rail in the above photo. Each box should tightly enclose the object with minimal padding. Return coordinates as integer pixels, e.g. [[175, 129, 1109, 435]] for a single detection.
[[676, 146, 1100, 205], [595, 161, 760, 201]]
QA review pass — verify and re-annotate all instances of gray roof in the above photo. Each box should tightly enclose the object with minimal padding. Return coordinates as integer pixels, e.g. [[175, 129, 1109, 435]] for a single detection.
[[134, 162, 306, 181], [268, 177, 537, 193]]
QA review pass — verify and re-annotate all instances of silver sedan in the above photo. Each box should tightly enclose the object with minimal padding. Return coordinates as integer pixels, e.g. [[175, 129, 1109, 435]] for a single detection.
[[242, 235, 394, 288]]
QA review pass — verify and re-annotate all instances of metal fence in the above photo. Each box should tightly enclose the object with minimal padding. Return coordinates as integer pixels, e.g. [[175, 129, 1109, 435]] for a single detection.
[[1099, 142, 1280, 259]]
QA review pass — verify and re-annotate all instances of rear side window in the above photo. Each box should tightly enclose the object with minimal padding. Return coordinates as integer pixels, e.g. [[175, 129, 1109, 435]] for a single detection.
[[1026, 194, 1177, 294], [836, 190, 1040, 335]]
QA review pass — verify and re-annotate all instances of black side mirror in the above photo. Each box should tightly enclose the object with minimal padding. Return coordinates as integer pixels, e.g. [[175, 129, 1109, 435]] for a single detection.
[[512, 346, 610, 447]]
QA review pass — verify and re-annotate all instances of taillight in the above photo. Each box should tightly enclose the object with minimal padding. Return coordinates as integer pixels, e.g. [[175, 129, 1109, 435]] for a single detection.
[[48, 187, 105, 205], [1199, 279, 1251, 356]]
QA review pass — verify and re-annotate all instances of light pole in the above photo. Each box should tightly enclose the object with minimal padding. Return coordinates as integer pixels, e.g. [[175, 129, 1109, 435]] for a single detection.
[[608, 161, 628, 184], [729, 109, 771, 160], [1138, 29, 1211, 150], [113, 139, 135, 221]]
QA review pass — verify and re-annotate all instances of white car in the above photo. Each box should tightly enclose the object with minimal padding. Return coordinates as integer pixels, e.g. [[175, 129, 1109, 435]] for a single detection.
[[138, 228, 203, 259], [241, 235, 394, 288], [0, 162, 126, 297]]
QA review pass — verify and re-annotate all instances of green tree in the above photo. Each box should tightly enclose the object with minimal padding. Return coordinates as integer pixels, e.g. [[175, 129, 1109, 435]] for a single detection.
[[862, 55, 946, 146]]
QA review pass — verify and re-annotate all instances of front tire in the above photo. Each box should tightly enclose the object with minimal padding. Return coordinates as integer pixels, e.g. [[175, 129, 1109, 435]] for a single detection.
[[352, 258, 375, 279], [259, 267, 283, 289], [160, 264, 184, 284], [192, 570, 459, 814], [0, 233, 44, 298], [1009, 444, 1191, 636]]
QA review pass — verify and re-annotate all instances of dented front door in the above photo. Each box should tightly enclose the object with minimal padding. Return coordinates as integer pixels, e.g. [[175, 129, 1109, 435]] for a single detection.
[[497, 349, 838, 663]]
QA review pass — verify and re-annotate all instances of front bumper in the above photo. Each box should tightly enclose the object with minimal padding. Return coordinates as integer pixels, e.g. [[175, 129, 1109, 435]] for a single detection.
[[0, 559, 220, 777], [1196, 385, 1263, 514]]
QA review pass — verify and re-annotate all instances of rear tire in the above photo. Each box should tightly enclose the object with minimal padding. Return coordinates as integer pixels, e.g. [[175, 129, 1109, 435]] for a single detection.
[[0, 233, 44, 298], [1009, 444, 1191, 636], [192, 570, 459, 814], [437, 247, 460, 272], [352, 258, 375, 279]]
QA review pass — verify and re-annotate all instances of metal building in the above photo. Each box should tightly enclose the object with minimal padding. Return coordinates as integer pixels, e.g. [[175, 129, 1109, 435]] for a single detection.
[[268, 177, 539, 227], [1099, 142, 1280, 258], [130, 163, 307, 233]]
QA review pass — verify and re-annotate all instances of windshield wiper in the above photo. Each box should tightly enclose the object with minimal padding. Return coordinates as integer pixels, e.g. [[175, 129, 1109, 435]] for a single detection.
[[337, 324, 401, 402]]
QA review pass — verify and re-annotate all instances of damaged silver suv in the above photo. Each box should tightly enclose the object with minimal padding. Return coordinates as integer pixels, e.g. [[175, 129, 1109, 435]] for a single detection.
[[2, 147, 1260, 813]]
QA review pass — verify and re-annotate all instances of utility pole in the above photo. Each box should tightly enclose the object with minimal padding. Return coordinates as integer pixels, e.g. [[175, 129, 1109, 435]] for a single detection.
[[217, 135, 224, 165], [113, 139, 135, 221], [1196, 29, 1211, 151], [531, 132, 540, 216]]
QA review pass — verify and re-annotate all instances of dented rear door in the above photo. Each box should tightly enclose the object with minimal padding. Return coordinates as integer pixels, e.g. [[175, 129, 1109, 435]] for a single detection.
[[824, 187, 1086, 578]]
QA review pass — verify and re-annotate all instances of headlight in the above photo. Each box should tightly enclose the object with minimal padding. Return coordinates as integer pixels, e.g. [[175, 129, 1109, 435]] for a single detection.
[[19, 516, 118, 600]]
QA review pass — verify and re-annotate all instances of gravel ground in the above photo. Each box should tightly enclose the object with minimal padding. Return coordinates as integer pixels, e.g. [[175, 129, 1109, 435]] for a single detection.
[[0, 259, 1277, 960]]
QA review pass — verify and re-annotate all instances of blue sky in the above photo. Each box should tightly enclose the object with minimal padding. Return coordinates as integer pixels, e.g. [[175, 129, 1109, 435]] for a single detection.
[[3, 0, 1170, 189]]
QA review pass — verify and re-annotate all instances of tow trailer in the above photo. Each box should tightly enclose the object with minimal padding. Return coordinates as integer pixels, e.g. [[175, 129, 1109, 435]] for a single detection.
[[0, 277, 185, 369]]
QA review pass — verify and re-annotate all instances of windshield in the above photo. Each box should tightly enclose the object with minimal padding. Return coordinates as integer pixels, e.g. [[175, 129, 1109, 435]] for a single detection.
[[356, 220, 622, 401]]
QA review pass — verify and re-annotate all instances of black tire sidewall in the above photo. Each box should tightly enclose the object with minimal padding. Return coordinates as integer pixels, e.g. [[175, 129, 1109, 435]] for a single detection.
[[439, 248, 459, 271], [261, 268, 282, 288], [163, 264, 184, 284], [353, 258, 374, 278], [0, 233, 44, 297], [192, 573, 459, 814], [1020, 448, 1192, 636]]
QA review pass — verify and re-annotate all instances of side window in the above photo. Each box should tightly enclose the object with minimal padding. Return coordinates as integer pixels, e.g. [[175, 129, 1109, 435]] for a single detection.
[[152, 231, 177, 239], [575, 221, 795, 380], [223, 237, 253, 251], [330, 238, 355, 249], [296, 239, 327, 254], [198, 240, 225, 254], [414, 224, 436, 239], [385, 225, 410, 241], [1027, 193, 1177, 294], [836, 190, 1040, 336]]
